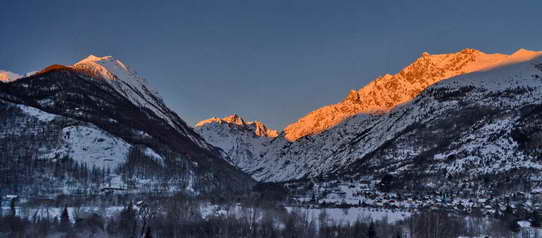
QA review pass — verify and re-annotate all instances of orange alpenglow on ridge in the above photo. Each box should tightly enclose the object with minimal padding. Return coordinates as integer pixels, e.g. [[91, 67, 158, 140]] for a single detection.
[[196, 114, 279, 138], [283, 48, 542, 141], [37, 64, 72, 74], [0, 70, 22, 82]]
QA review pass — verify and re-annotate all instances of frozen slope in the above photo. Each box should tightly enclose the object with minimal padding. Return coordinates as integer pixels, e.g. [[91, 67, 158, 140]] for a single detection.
[[0, 102, 132, 169], [72, 55, 212, 149], [195, 114, 278, 170]]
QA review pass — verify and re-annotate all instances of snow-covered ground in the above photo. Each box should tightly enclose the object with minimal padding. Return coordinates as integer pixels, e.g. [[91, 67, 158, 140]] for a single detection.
[[17, 104, 57, 122], [2, 203, 410, 226], [286, 207, 410, 226], [9, 204, 542, 237], [43, 125, 132, 169], [199, 203, 410, 229], [1, 206, 124, 223]]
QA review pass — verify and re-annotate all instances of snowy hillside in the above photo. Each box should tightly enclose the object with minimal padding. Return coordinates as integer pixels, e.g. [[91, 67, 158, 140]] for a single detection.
[[1, 102, 132, 169], [195, 114, 278, 170], [0, 56, 254, 196], [72, 55, 213, 150]]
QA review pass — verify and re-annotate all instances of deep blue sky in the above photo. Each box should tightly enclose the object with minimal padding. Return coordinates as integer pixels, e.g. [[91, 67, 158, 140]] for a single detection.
[[2, 0, 541, 129]]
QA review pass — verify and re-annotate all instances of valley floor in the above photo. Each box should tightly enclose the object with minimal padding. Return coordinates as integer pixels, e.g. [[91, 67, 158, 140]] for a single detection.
[[1, 200, 539, 238]]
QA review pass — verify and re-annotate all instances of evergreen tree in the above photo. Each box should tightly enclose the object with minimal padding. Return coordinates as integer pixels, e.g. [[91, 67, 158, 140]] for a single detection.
[[510, 220, 521, 233], [144, 226, 153, 238], [60, 207, 71, 231], [119, 201, 137, 237], [532, 210, 541, 228], [9, 198, 16, 216], [368, 222, 377, 238], [378, 174, 394, 192], [502, 205, 514, 221]]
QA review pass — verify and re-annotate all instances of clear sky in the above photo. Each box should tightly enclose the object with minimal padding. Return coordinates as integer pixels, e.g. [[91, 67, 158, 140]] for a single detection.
[[2, 0, 541, 130]]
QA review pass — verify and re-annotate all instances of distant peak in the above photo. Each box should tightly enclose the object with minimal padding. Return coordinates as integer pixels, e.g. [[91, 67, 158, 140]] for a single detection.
[[71, 54, 139, 82], [421, 51, 430, 57], [459, 48, 482, 54], [511, 48, 540, 56], [196, 114, 278, 137], [196, 114, 247, 127], [223, 114, 246, 125], [514, 48, 530, 53], [75, 55, 113, 65], [251, 121, 279, 137], [0, 70, 22, 83]]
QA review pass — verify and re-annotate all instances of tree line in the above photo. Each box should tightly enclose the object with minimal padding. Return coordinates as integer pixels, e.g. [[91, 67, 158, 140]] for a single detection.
[[1, 193, 537, 238]]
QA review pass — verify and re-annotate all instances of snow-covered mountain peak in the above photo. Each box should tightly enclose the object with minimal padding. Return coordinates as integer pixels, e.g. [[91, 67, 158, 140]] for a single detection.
[[196, 114, 278, 138], [250, 121, 279, 138], [512, 48, 539, 56], [73, 55, 138, 81], [72, 55, 162, 98], [223, 114, 246, 125], [0, 70, 22, 83], [76, 55, 113, 64], [283, 48, 542, 141], [403, 48, 503, 75], [195, 114, 280, 171], [196, 115, 243, 127], [505, 48, 542, 65], [68, 55, 215, 149]]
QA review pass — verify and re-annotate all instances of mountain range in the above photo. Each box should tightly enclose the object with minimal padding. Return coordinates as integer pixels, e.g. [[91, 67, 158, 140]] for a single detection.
[[2, 48, 541, 198], [196, 48, 542, 195], [284, 48, 542, 141]]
